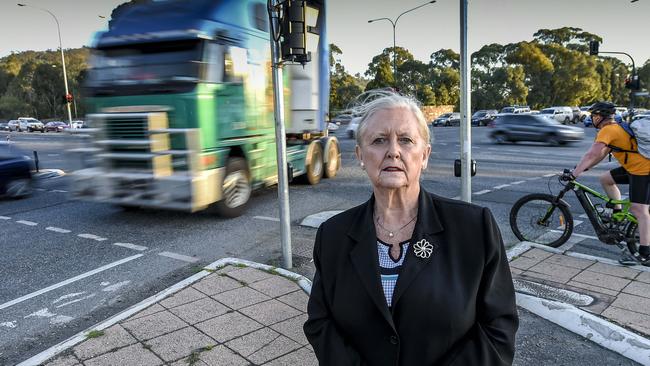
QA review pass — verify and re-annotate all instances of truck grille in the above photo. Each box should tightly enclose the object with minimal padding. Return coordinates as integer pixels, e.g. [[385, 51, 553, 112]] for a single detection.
[[105, 116, 148, 140]]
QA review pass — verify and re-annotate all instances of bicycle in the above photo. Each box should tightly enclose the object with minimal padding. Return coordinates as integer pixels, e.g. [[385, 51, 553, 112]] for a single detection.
[[509, 169, 642, 262]]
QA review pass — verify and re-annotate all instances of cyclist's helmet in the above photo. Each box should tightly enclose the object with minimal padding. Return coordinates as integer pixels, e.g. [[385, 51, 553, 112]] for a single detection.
[[588, 101, 616, 117]]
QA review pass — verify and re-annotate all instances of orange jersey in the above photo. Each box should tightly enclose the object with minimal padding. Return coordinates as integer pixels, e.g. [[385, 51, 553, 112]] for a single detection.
[[595, 124, 650, 175]]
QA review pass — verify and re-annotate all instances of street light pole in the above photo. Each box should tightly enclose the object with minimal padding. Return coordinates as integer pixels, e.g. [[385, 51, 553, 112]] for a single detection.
[[368, 1, 436, 86], [18, 4, 73, 125]]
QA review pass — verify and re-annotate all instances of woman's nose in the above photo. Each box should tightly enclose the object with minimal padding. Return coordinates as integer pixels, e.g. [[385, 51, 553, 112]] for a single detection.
[[386, 138, 401, 158]]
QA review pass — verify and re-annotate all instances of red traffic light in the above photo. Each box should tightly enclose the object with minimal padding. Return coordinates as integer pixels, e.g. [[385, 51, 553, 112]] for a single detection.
[[625, 75, 641, 90], [65, 93, 73, 103]]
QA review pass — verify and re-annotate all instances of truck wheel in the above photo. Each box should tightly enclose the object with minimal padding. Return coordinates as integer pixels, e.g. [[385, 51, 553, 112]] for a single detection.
[[323, 138, 340, 179], [215, 157, 251, 218], [302, 141, 323, 185]]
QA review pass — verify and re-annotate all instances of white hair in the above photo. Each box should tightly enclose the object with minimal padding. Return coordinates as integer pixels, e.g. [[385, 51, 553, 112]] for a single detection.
[[347, 89, 430, 146]]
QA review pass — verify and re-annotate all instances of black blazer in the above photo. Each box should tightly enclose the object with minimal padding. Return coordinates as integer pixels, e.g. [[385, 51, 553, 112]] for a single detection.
[[304, 189, 518, 366]]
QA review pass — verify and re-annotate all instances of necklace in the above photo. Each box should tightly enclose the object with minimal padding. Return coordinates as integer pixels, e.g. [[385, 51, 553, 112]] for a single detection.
[[375, 214, 417, 238]]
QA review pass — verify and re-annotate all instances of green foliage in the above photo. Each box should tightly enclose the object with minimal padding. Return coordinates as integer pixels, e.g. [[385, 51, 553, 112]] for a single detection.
[[329, 44, 364, 113]]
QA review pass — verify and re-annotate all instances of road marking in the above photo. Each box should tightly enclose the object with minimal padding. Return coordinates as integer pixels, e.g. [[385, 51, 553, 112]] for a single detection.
[[46, 227, 71, 234], [0, 254, 143, 310], [35, 188, 46, 191], [474, 190, 491, 195], [253, 216, 280, 222], [52, 292, 85, 304], [16, 220, 37, 226], [78, 234, 107, 242], [47, 154, 60, 157], [55, 294, 96, 309], [24, 308, 55, 319], [526, 177, 542, 180], [51, 190, 68, 193], [0, 216, 11, 220], [511, 181, 526, 185], [0, 321, 16, 329], [113, 242, 148, 251], [102, 280, 131, 292], [493, 184, 510, 190], [543, 173, 556, 177], [158, 251, 199, 263]]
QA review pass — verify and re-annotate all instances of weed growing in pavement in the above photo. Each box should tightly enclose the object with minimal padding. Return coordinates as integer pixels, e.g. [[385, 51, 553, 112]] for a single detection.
[[86, 330, 104, 339]]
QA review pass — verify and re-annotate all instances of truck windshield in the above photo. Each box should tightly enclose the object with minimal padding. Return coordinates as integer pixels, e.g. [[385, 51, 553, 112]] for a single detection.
[[86, 40, 202, 94]]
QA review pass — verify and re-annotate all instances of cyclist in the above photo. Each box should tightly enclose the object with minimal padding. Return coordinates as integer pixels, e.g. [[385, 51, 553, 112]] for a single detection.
[[572, 101, 650, 265]]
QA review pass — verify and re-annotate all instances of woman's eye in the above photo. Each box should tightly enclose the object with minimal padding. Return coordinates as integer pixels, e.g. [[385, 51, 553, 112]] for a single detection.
[[372, 138, 385, 144], [399, 137, 413, 144]]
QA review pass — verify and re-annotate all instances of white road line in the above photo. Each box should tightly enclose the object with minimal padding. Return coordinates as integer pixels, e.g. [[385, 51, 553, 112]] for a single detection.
[[51, 190, 68, 193], [78, 234, 108, 242], [34, 188, 46, 192], [510, 180, 526, 185], [543, 173, 556, 177], [0, 216, 11, 220], [253, 216, 280, 222], [579, 214, 589, 219], [0, 254, 143, 310], [47, 154, 60, 157], [158, 251, 199, 263], [474, 190, 491, 195], [113, 243, 148, 251], [526, 177, 542, 180], [493, 184, 510, 190], [46, 227, 71, 234], [451, 196, 460, 200], [574, 220, 584, 227], [16, 220, 37, 226]]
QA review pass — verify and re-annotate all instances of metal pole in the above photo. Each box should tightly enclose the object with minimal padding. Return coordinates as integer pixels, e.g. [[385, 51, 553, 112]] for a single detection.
[[459, 0, 471, 202], [269, 0, 292, 269], [392, 23, 396, 85]]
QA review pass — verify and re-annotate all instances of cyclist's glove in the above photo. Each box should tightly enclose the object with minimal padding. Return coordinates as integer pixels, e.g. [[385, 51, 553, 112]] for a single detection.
[[560, 170, 576, 182]]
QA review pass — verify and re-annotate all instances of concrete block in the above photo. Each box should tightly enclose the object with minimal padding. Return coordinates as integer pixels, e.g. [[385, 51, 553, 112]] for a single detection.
[[160, 287, 207, 309], [83, 343, 162, 366], [567, 280, 619, 297], [211, 286, 271, 310], [169, 297, 229, 325], [509, 257, 541, 270], [519, 271, 565, 285], [602, 306, 650, 337], [611, 293, 650, 316], [195, 311, 263, 343], [226, 328, 301, 364], [263, 347, 318, 366], [127, 304, 165, 321], [240, 299, 302, 326], [199, 345, 250, 366], [270, 314, 309, 345], [249, 276, 299, 298], [226, 267, 274, 284], [193, 274, 243, 296], [43, 354, 79, 366], [522, 248, 554, 261], [586, 262, 640, 280], [216, 265, 238, 275], [122, 311, 187, 341], [573, 270, 631, 292], [544, 254, 594, 270], [145, 327, 215, 362], [510, 267, 523, 276], [636, 271, 650, 284], [621, 281, 650, 298], [527, 262, 581, 283], [277, 290, 309, 312], [74, 325, 137, 360]]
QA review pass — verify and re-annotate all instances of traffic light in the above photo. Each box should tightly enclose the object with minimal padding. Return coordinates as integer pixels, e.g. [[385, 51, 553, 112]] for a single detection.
[[280, 0, 311, 64], [625, 75, 641, 90], [65, 93, 73, 103], [589, 41, 599, 56]]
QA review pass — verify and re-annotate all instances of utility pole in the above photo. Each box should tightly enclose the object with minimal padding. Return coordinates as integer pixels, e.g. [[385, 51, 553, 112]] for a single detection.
[[459, 0, 472, 202]]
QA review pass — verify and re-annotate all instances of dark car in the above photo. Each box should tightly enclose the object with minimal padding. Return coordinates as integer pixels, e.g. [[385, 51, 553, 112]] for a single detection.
[[489, 114, 584, 145], [432, 112, 461, 127], [0, 122, 9, 131], [471, 109, 498, 126], [0, 143, 34, 199], [45, 121, 68, 132]]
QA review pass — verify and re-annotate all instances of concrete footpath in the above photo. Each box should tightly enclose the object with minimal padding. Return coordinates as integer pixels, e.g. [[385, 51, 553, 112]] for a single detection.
[[21, 243, 650, 366]]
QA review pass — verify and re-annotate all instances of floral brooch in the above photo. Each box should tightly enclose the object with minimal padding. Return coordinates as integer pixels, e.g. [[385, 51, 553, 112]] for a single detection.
[[413, 239, 434, 259]]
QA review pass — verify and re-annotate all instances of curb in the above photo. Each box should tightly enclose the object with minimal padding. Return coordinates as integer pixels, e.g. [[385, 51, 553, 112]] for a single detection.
[[17, 258, 312, 366], [508, 241, 650, 365]]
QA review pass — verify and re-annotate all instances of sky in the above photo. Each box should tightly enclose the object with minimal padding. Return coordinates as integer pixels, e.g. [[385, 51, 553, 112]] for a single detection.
[[0, 0, 648, 76]]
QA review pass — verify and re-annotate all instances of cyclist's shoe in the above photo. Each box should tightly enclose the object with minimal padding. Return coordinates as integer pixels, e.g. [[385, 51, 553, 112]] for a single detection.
[[634, 252, 650, 266], [619, 253, 639, 266]]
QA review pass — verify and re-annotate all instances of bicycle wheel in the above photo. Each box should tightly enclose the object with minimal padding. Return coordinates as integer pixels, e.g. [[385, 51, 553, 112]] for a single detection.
[[510, 193, 574, 247], [626, 222, 640, 255]]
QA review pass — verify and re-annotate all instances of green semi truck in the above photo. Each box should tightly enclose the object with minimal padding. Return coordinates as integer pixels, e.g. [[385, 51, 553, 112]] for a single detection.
[[70, 0, 338, 217]]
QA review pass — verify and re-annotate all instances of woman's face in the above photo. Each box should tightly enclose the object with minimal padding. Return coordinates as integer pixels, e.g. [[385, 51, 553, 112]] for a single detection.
[[355, 107, 431, 190]]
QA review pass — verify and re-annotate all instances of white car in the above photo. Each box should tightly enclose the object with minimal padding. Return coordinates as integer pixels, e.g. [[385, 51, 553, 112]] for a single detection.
[[346, 117, 361, 139], [539, 107, 573, 124], [70, 120, 85, 129], [17, 118, 44, 132]]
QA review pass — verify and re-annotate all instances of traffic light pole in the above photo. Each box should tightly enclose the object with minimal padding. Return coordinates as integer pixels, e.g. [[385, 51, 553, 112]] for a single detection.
[[595, 50, 637, 115]]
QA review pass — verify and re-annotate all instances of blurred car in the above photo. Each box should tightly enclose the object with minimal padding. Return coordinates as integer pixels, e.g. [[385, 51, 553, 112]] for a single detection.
[[0, 122, 9, 131], [17, 118, 44, 132], [616, 107, 628, 119], [327, 122, 340, 131], [632, 112, 650, 122], [0, 142, 33, 199], [500, 106, 530, 114], [45, 121, 68, 132], [471, 110, 498, 126], [579, 106, 591, 121], [70, 120, 85, 129], [7, 120, 20, 131], [489, 114, 584, 145], [331, 113, 354, 124], [432, 112, 461, 127], [570, 107, 581, 123], [346, 117, 361, 139], [539, 106, 573, 124]]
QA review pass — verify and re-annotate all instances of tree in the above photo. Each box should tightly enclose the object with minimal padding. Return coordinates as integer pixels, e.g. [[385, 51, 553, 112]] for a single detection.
[[365, 47, 414, 90], [328, 44, 363, 112], [429, 49, 459, 69]]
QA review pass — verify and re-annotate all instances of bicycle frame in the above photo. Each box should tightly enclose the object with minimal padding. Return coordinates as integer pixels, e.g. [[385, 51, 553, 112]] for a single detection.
[[553, 179, 636, 245]]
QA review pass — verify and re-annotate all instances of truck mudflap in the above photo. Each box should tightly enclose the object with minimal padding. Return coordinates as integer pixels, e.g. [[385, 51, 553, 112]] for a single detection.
[[69, 111, 223, 212]]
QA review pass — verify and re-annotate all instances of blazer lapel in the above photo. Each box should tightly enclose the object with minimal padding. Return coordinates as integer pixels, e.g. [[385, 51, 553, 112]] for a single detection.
[[347, 195, 396, 329], [391, 189, 444, 309]]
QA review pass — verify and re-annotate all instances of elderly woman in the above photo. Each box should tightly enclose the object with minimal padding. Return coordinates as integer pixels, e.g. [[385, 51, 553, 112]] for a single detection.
[[303, 91, 518, 365]]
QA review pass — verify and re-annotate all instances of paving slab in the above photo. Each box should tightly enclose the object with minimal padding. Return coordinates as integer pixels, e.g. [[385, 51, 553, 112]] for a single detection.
[[621, 280, 650, 298], [544, 254, 594, 270], [521, 248, 554, 261], [527, 261, 582, 283], [199, 345, 250, 366], [211, 286, 271, 310], [240, 299, 302, 326], [586, 262, 641, 280], [193, 274, 243, 296], [276, 290, 309, 312], [263, 346, 318, 366], [572, 270, 632, 292], [226, 267, 275, 284], [195, 311, 264, 343], [226, 328, 301, 364], [611, 293, 650, 316], [168, 297, 230, 325], [83, 343, 162, 366], [270, 314, 310, 346], [249, 276, 300, 298], [73, 325, 137, 360], [602, 306, 650, 336], [509, 256, 542, 270], [43, 354, 80, 366], [121, 310, 188, 341], [160, 287, 207, 309], [144, 326, 215, 363]]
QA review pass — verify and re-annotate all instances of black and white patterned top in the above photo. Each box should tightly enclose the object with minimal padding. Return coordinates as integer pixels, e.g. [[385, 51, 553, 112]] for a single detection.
[[377, 239, 409, 308]]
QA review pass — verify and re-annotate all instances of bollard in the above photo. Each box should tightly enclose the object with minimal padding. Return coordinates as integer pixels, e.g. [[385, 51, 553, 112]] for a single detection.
[[33, 151, 39, 172]]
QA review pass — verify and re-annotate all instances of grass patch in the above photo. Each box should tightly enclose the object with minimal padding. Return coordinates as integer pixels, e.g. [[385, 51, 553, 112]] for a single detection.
[[86, 330, 104, 339]]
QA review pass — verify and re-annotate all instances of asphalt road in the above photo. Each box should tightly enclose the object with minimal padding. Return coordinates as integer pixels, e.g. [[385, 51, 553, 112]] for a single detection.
[[0, 127, 640, 365]]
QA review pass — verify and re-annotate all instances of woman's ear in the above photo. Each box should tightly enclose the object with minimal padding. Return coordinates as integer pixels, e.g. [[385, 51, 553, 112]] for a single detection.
[[355, 144, 363, 165], [422, 144, 431, 170]]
